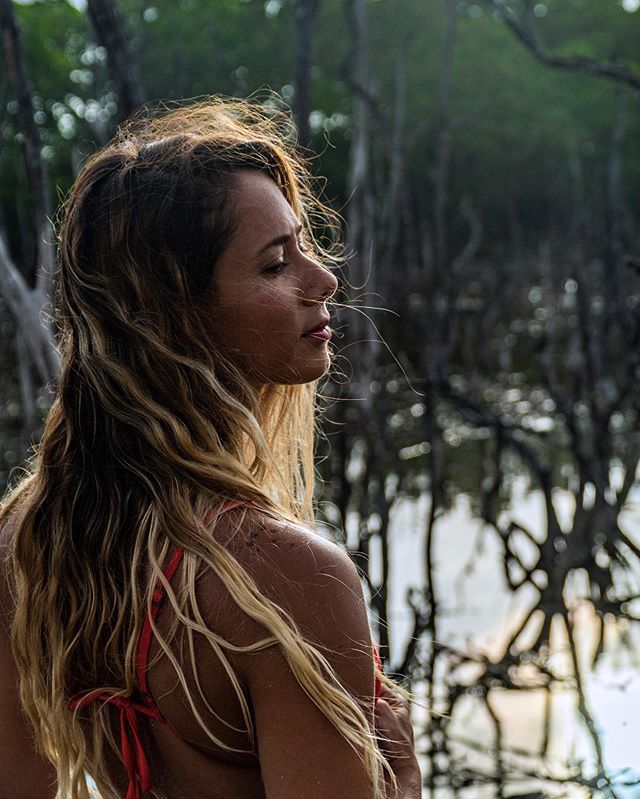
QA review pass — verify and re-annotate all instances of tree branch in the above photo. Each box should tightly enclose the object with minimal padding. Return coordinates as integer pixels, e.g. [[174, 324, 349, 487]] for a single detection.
[[0, 233, 59, 385], [484, 0, 640, 92]]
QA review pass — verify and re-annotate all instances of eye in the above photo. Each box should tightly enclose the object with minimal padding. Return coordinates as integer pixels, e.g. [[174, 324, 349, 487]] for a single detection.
[[264, 258, 289, 276]]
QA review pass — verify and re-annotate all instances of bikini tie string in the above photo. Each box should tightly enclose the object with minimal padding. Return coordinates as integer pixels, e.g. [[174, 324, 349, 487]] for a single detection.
[[373, 645, 383, 703], [68, 690, 165, 799]]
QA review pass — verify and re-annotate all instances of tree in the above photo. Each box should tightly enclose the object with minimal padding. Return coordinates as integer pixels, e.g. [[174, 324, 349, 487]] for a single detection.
[[0, 0, 60, 400], [293, 0, 321, 148], [86, 0, 145, 119], [481, 0, 640, 92]]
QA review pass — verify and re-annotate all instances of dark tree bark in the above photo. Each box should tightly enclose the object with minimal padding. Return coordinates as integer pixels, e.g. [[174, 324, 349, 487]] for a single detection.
[[0, 0, 60, 386], [293, 0, 321, 148], [431, 0, 457, 277], [86, 0, 146, 120], [0, 0, 55, 292], [16, 334, 36, 431], [339, 0, 395, 663], [342, 0, 377, 369]]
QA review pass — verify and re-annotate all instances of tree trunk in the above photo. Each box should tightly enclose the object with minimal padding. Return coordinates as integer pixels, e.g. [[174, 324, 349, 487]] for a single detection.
[[0, 0, 56, 294], [16, 334, 36, 432], [431, 0, 457, 277], [293, 0, 321, 148], [0, 234, 59, 385], [0, 0, 60, 389], [86, 0, 146, 120], [343, 0, 378, 376]]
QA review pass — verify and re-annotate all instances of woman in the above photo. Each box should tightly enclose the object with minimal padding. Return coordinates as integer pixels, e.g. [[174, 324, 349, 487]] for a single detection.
[[0, 99, 421, 799]]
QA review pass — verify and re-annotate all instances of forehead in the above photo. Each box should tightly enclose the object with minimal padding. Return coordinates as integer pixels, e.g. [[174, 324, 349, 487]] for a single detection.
[[228, 170, 298, 245]]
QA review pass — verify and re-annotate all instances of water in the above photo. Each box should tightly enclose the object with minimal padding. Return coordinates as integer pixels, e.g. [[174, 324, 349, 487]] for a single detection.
[[358, 478, 640, 795]]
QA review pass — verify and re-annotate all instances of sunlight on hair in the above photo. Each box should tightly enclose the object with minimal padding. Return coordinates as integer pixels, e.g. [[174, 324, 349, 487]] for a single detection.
[[2, 96, 394, 799]]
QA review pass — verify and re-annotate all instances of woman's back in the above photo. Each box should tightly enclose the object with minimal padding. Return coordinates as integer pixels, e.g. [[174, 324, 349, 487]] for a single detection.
[[35, 505, 377, 799], [145, 507, 377, 798], [86, 504, 264, 799]]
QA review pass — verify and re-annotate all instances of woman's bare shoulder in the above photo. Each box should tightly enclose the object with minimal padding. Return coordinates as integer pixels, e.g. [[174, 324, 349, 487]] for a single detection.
[[212, 509, 364, 618], [198, 510, 377, 797], [199, 507, 372, 663]]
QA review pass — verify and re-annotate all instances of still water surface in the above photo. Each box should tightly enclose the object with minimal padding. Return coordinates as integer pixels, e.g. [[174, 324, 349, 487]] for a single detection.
[[353, 477, 640, 796]]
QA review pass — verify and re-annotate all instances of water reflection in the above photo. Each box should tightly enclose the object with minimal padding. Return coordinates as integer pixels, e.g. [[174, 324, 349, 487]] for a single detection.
[[355, 479, 640, 796]]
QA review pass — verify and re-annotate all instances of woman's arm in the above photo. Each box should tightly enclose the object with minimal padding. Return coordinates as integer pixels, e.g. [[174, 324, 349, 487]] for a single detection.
[[375, 682, 422, 799], [0, 523, 57, 799], [201, 513, 420, 798]]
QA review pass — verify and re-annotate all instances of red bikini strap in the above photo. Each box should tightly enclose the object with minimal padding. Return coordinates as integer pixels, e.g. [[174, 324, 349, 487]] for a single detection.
[[68, 690, 164, 799], [135, 546, 186, 696], [134, 499, 248, 695], [373, 645, 383, 703]]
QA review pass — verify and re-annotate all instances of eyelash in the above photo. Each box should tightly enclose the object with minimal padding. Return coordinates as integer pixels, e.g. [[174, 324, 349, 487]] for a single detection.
[[264, 240, 307, 276], [265, 259, 290, 275]]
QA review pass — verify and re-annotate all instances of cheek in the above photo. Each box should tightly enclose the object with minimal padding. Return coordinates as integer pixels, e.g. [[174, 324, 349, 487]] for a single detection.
[[239, 303, 288, 335], [214, 304, 295, 360], [241, 290, 297, 331], [205, 280, 301, 360]]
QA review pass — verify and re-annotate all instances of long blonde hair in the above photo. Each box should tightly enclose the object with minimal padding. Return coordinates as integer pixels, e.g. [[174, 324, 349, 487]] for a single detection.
[[1, 98, 391, 799]]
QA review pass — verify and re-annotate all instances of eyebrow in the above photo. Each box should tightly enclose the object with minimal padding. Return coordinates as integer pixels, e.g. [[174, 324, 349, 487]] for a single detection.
[[255, 223, 304, 257]]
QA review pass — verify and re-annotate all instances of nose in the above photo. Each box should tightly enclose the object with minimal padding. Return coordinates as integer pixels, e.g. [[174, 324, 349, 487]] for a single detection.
[[303, 260, 338, 304]]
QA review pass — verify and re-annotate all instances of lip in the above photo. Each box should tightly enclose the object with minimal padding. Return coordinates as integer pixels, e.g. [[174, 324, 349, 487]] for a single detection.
[[302, 320, 332, 342], [302, 317, 331, 337]]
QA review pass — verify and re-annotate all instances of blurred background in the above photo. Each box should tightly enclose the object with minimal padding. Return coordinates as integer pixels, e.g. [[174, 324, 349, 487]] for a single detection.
[[1, 0, 640, 796]]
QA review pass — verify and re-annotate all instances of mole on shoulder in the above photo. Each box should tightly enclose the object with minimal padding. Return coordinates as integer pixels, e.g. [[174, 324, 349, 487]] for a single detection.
[[245, 529, 258, 547]]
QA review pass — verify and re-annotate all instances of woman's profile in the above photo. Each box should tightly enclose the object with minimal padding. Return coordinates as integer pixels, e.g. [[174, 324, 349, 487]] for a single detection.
[[0, 98, 421, 799]]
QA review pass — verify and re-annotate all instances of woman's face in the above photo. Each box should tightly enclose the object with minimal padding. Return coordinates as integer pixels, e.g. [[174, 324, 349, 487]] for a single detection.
[[206, 170, 338, 385]]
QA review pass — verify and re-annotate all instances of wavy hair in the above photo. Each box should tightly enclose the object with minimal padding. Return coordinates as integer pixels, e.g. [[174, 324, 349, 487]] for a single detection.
[[0, 98, 392, 799]]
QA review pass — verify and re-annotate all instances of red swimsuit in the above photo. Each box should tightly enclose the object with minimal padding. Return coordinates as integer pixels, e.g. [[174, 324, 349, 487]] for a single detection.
[[68, 503, 384, 799]]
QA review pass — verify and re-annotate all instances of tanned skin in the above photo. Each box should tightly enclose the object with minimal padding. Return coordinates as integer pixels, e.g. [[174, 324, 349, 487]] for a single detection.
[[0, 510, 420, 799]]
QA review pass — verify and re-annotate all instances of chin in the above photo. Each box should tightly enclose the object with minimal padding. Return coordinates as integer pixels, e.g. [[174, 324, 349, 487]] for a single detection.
[[292, 354, 332, 384], [257, 355, 332, 386]]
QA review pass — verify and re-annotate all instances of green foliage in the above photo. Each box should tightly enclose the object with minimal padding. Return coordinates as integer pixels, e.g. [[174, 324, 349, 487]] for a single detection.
[[2, 0, 639, 244]]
